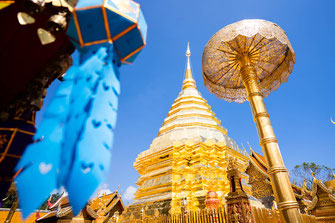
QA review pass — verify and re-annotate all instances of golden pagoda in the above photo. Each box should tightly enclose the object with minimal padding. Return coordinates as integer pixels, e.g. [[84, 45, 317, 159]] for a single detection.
[[124, 43, 251, 219]]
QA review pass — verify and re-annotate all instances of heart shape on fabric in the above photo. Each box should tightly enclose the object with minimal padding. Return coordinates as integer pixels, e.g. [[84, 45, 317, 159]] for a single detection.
[[102, 82, 110, 91], [81, 162, 94, 174], [39, 162, 52, 174], [92, 120, 101, 128]]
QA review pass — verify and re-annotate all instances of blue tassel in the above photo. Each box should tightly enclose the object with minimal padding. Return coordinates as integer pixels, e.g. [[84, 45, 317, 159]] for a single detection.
[[15, 45, 120, 218]]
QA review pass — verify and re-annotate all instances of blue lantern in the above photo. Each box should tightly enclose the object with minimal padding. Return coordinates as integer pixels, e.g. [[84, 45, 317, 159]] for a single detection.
[[15, 0, 147, 218], [67, 0, 147, 63]]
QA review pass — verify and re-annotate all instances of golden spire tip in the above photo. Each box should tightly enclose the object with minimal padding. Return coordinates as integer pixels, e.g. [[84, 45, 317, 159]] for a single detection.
[[182, 41, 196, 89], [186, 41, 191, 57]]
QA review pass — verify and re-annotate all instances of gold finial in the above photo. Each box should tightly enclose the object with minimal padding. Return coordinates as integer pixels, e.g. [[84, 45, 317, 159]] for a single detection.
[[303, 178, 307, 188], [186, 41, 191, 57], [331, 117, 335, 125], [241, 143, 247, 152], [247, 141, 253, 152], [182, 42, 196, 89], [227, 157, 238, 170], [310, 170, 315, 179]]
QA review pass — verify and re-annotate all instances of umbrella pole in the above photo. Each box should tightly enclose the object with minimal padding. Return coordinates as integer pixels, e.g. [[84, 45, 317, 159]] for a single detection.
[[240, 54, 302, 223]]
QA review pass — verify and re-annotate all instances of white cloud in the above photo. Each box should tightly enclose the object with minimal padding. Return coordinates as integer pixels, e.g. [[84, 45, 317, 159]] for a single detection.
[[123, 186, 137, 203], [99, 189, 112, 196], [93, 184, 113, 198]]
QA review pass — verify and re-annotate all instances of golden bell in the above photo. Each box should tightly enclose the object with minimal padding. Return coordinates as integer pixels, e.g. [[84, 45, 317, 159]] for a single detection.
[[47, 13, 67, 33], [17, 12, 35, 25], [37, 28, 56, 45], [24, 0, 45, 15]]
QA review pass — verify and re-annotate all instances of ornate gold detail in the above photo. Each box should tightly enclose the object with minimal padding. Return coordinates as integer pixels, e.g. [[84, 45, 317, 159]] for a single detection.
[[125, 43, 250, 220], [202, 19, 295, 103], [228, 157, 238, 170], [267, 165, 287, 175], [202, 19, 301, 222]]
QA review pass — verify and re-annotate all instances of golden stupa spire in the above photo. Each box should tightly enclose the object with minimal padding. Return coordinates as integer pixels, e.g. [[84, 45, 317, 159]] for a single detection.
[[182, 42, 196, 90], [156, 42, 228, 137]]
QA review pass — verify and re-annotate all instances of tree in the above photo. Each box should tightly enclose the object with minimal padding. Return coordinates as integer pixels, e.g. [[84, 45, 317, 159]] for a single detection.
[[291, 162, 335, 190]]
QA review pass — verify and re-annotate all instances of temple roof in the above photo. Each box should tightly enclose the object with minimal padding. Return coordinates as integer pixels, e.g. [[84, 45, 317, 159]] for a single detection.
[[248, 149, 313, 200], [137, 43, 246, 159], [307, 177, 335, 210], [36, 190, 125, 222], [249, 149, 268, 177]]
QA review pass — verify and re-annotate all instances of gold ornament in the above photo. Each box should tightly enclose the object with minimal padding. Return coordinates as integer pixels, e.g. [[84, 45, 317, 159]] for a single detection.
[[202, 19, 301, 223]]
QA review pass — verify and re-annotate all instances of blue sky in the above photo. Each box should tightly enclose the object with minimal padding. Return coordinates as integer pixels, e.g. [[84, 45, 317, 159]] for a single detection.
[[37, 0, 335, 203]]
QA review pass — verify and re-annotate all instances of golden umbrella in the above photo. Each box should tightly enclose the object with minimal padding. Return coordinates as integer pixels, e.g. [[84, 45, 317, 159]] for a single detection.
[[202, 19, 301, 222]]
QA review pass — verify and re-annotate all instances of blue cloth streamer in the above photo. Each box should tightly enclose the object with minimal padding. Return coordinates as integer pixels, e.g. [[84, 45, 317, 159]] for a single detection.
[[15, 45, 121, 218]]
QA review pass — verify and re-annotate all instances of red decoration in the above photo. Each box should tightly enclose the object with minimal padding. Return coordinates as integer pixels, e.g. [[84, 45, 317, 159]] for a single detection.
[[205, 190, 220, 209]]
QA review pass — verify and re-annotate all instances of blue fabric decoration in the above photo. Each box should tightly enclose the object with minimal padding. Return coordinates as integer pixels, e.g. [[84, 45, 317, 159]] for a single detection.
[[15, 45, 121, 217], [15, 0, 147, 218]]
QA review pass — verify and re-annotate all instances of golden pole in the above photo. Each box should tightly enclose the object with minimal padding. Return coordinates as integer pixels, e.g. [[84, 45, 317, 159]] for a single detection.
[[240, 54, 302, 222]]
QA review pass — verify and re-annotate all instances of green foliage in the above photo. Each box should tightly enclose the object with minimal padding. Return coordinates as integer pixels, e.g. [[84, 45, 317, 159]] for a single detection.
[[291, 162, 335, 190]]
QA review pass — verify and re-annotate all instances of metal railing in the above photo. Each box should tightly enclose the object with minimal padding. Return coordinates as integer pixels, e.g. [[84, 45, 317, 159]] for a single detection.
[[120, 206, 316, 223], [251, 207, 317, 223], [121, 208, 226, 223]]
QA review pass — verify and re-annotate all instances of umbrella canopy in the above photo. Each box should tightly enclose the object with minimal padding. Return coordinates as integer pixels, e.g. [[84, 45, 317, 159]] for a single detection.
[[202, 19, 295, 103]]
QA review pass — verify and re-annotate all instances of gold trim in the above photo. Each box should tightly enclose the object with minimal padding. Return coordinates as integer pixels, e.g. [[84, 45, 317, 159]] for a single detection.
[[162, 114, 221, 126], [0, 128, 16, 131], [158, 122, 227, 136], [104, 4, 137, 24], [136, 5, 147, 45], [121, 60, 132, 64], [249, 157, 269, 178], [102, 0, 112, 43], [0, 129, 17, 163], [83, 39, 109, 47], [137, 23, 146, 45], [75, 5, 101, 11], [249, 92, 263, 97], [121, 44, 145, 62], [112, 23, 137, 41], [174, 96, 206, 104], [277, 201, 299, 210], [0, 153, 21, 159], [268, 165, 287, 175], [254, 112, 270, 120], [32, 112, 36, 124], [260, 137, 278, 145], [17, 129, 35, 135], [0, 127, 35, 136], [72, 10, 84, 47], [0, 177, 12, 182], [169, 100, 212, 111], [167, 106, 215, 117], [250, 150, 268, 168]]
